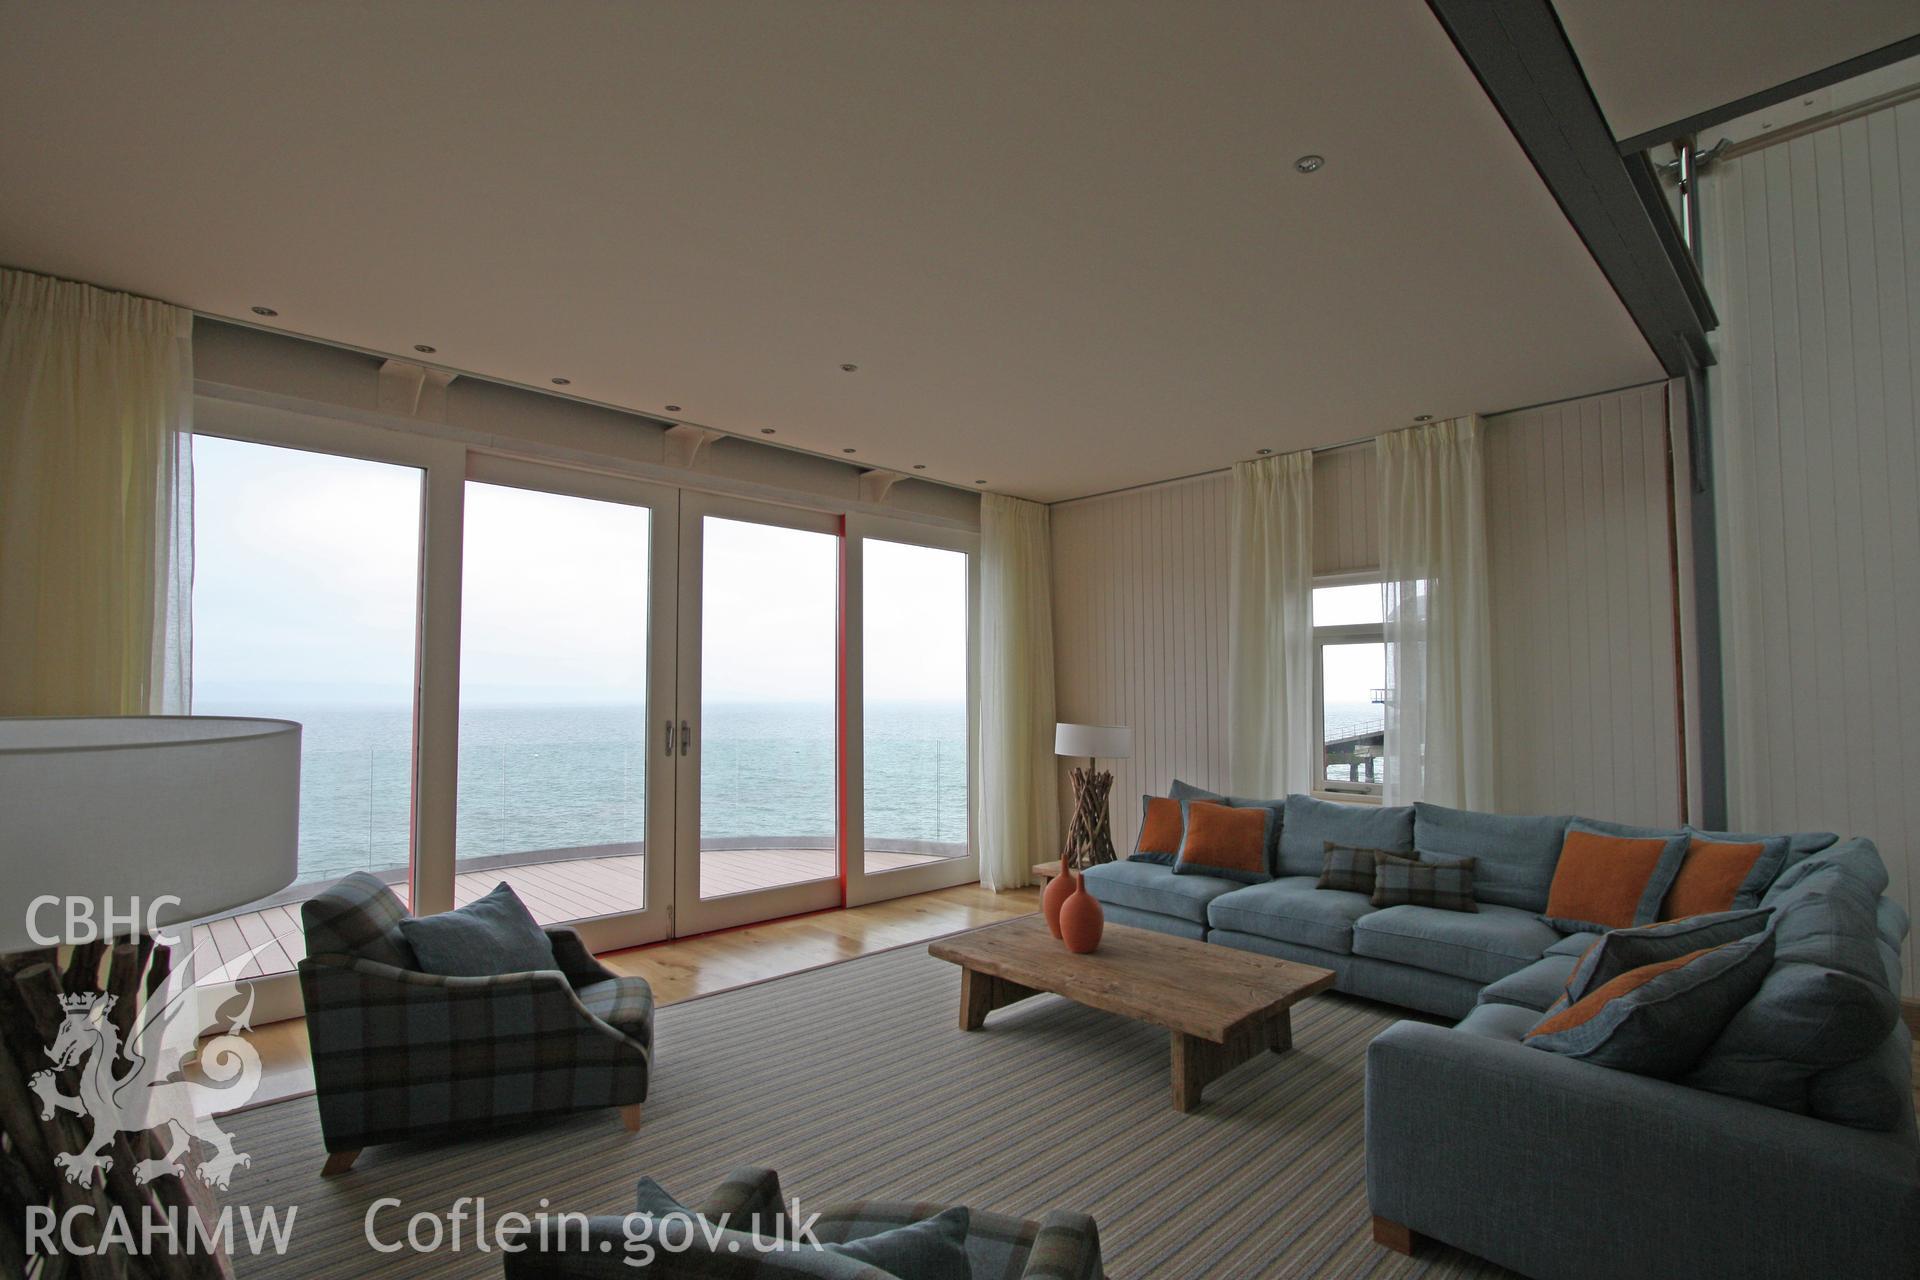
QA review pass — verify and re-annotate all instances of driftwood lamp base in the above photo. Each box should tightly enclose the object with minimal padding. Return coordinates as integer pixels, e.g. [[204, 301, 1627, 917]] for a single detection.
[[1061, 766, 1117, 870], [0, 941, 233, 1278]]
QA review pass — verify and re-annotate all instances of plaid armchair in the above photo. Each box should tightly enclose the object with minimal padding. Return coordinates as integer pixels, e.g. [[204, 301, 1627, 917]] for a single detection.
[[298, 871, 653, 1176], [502, 1167, 1104, 1279]]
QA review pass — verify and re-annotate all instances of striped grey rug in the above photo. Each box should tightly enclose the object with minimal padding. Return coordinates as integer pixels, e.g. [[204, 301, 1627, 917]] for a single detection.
[[225, 940, 1514, 1278]]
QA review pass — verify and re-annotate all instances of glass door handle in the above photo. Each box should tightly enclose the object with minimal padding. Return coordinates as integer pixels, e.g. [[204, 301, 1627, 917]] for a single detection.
[[664, 719, 677, 756], [680, 719, 692, 756]]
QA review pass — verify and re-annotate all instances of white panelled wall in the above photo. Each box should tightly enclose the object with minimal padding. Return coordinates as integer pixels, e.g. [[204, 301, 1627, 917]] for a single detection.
[[1706, 98, 1920, 990], [1050, 387, 1688, 856], [1485, 386, 1683, 827], [1051, 472, 1234, 855]]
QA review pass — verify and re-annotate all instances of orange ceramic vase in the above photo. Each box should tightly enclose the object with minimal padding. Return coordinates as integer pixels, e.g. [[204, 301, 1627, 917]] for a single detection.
[[1042, 866, 1078, 938], [1059, 874, 1105, 954]]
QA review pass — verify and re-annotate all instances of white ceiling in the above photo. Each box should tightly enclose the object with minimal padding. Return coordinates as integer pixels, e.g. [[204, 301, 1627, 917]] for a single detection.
[[0, 3, 1660, 502], [1554, 0, 1920, 143]]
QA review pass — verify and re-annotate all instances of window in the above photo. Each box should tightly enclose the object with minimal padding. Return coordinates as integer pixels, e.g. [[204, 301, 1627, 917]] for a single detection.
[[190, 435, 424, 975], [1312, 582, 1385, 796], [862, 538, 970, 874], [457, 480, 653, 923]]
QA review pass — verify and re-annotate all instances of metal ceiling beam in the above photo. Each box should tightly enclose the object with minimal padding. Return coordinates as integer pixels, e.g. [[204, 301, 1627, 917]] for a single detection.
[[1614, 32, 1920, 156], [1426, 0, 1714, 378]]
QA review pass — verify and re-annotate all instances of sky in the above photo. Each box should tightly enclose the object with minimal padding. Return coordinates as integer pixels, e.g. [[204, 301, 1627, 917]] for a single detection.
[[191, 436, 968, 709]]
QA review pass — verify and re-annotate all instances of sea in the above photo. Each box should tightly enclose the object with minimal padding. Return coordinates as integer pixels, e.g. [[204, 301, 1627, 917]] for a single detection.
[[194, 700, 967, 885]]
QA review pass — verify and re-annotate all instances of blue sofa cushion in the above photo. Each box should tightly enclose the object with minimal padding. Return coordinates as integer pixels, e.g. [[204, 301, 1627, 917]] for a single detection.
[[1525, 929, 1776, 1078], [1562, 909, 1776, 1001], [1687, 859, 1901, 1111], [1351, 902, 1560, 985], [1806, 1023, 1918, 1134], [1082, 859, 1239, 926], [1544, 932, 1599, 958], [1169, 778, 1223, 802], [1453, 1001, 1541, 1041], [1877, 896, 1911, 952], [1413, 802, 1571, 912], [398, 881, 558, 978], [1206, 876, 1377, 954], [1279, 794, 1413, 878], [1478, 954, 1580, 1012], [1766, 836, 1891, 900]]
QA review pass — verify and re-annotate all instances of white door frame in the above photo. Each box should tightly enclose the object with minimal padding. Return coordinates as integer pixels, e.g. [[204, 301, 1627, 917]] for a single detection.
[[672, 491, 846, 935], [462, 452, 681, 952], [842, 513, 981, 908]]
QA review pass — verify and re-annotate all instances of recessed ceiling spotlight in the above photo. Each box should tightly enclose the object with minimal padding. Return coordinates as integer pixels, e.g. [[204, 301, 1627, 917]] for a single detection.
[[975, 480, 987, 486], [840, 363, 859, 372], [913, 464, 927, 470], [551, 377, 572, 386], [1414, 414, 1433, 421], [1257, 448, 1273, 455], [664, 404, 681, 412], [843, 447, 857, 454], [413, 344, 437, 354], [250, 305, 278, 317], [1294, 154, 1325, 174], [761, 428, 776, 435]]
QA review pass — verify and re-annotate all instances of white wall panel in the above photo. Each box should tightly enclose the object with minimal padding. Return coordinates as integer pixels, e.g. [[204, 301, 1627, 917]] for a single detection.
[[1050, 472, 1233, 854], [1050, 382, 1684, 853], [1484, 385, 1683, 826], [1706, 100, 1920, 989]]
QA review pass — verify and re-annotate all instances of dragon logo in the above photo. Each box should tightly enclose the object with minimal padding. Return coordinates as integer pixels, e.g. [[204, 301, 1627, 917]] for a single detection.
[[30, 943, 268, 1191]]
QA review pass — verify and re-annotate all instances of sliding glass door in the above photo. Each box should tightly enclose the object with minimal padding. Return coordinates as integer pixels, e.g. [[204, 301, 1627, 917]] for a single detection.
[[672, 494, 845, 934], [454, 457, 679, 950], [190, 399, 979, 994], [843, 516, 980, 905]]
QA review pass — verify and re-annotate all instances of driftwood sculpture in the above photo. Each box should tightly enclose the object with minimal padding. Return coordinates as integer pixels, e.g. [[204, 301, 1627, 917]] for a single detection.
[[1061, 766, 1117, 870], [0, 939, 235, 1280]]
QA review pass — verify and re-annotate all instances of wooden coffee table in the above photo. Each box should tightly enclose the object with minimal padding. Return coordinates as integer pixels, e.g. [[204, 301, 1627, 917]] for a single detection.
[[929, 916, 1335, 1112]]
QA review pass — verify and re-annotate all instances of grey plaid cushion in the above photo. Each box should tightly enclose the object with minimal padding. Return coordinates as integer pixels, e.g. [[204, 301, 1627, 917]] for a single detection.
[[1318, 842, 1386, 895], [1372, 852, 1478, 912]]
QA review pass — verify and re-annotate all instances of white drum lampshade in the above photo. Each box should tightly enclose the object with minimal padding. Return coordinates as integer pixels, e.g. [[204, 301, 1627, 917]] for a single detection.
[[1054, 723, 1132, 763], [0, 717, 301, 953]]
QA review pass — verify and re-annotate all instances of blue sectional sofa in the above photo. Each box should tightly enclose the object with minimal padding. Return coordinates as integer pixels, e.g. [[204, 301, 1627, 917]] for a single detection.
[[1082, 787, 1919, 1279]]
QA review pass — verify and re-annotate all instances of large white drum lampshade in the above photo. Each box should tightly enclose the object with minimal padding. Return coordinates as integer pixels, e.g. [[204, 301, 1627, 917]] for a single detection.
[[0, 716, 301, 953]]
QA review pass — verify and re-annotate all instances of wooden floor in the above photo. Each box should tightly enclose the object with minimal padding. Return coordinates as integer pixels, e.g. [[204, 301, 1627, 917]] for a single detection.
[[215, 880, 1040, 1109], [192, 847, 942, 982]]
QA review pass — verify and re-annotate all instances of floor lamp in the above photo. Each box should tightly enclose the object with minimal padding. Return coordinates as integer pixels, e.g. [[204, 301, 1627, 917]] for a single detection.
[[0, 716, 300, 1280], [1054, 723, 1132, 870]]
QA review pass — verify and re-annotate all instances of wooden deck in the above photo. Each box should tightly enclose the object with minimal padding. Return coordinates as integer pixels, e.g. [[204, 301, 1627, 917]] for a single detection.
[[191, 847, 941, 982]]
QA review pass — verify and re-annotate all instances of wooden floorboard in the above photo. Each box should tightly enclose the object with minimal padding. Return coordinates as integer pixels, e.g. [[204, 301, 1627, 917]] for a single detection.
[[203, 881, 1039, 1109]]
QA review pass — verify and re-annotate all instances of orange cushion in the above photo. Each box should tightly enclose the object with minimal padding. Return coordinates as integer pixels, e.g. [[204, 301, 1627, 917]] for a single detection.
[[1137, 796, 1184, 857], [1526, 946, 1715, 1038], [1177, 801, 1267, 878], [1662, 839, 1767, 919], [1543, 829, 1674, 931]]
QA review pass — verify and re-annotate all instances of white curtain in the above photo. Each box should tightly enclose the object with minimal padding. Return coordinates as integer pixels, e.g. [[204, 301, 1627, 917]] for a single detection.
[[0, 269, 194, 716], [1227, 450, 1315, 797], [1377, 416, 1492, 808], [978, 493, 1059, 890]]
